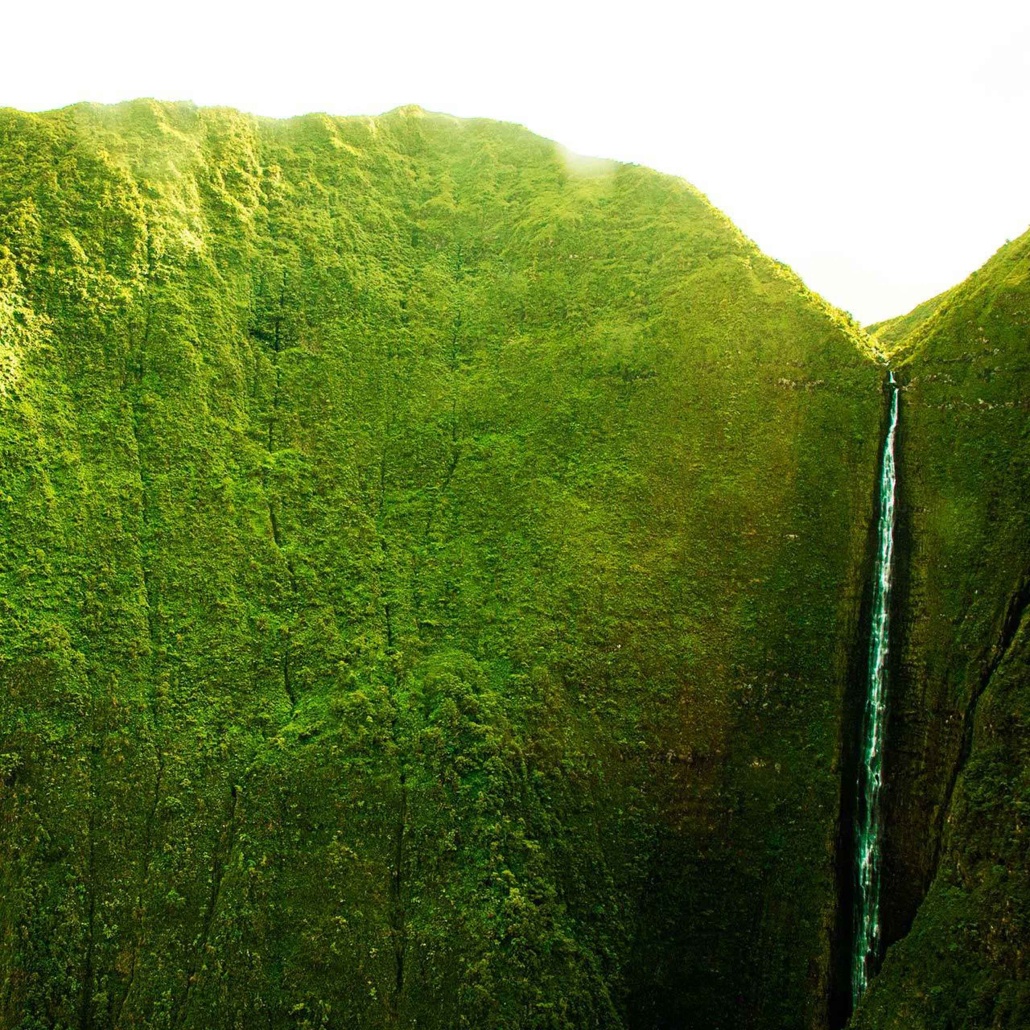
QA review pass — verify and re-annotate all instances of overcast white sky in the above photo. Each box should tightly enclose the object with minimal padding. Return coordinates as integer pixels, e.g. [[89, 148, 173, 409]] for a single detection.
[[3, 0, 1028, 323]]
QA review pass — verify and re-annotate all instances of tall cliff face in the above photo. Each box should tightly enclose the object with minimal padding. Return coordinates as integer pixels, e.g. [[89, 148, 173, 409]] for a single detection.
[[853, 231, 1030, 1028], [0, 100, 882, 1029]]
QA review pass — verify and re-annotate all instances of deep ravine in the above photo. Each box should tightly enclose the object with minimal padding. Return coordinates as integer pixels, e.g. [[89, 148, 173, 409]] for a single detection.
[[852, 370, 900, 1006]]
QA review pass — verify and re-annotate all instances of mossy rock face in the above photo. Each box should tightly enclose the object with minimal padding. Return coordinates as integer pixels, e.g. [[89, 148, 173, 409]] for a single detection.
[[0, 101, 883, 1029], [851, 230, 1030, 1030]]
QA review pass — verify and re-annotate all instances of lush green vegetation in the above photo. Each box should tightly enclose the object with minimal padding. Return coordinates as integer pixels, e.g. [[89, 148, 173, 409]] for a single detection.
[[853, 229, 1030, 1029], [0, 98, 897, 1028]]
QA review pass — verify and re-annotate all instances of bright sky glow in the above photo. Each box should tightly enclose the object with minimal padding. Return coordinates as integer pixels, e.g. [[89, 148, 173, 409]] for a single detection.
[[3, 0, 1028, 323]]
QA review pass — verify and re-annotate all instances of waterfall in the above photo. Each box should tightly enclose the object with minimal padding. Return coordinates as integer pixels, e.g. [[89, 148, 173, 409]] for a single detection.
[[852, 370, 899, 1006]]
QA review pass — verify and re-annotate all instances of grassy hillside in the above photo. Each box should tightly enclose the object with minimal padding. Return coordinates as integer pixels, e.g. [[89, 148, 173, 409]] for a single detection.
[[0, 100, 882, 1029], [851, 229, 1030, 1028], [866, 291, 948, 351]]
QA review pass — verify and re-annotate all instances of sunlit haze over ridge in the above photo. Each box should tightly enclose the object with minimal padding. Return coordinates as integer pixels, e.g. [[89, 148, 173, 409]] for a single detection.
[[4, 0, 1028, 325]]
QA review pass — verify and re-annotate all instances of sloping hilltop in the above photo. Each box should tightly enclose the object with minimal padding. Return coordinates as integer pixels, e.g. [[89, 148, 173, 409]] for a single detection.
[[1, 99, 885, 1029], [853, 230, 1030, 1029]]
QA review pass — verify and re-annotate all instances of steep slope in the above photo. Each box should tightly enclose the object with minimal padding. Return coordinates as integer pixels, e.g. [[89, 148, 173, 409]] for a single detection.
[[853, 229, 1030, 1028], [866, 291, 948, 352], [0, 100, 882, 1029]]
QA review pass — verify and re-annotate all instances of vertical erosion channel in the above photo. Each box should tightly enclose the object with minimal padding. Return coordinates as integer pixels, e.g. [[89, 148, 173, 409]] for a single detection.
[[852, 370, 899, 1006]]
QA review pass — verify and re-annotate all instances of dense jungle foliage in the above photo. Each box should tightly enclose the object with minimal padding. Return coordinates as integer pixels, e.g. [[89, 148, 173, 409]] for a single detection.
[[0, 99, 884, 1030]]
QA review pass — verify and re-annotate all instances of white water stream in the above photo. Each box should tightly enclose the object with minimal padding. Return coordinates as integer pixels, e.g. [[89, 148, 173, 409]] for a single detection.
[[852, 371, 899, 1006]]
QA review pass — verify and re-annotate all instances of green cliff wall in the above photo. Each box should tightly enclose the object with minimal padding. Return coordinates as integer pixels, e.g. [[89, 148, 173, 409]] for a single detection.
[[0, 100, 882, 1029], [853, 230, 1030, 1028]]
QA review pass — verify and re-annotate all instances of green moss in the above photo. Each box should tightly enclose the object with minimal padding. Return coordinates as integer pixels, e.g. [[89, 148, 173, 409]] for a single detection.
[[0, 100, 882, 1028]]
